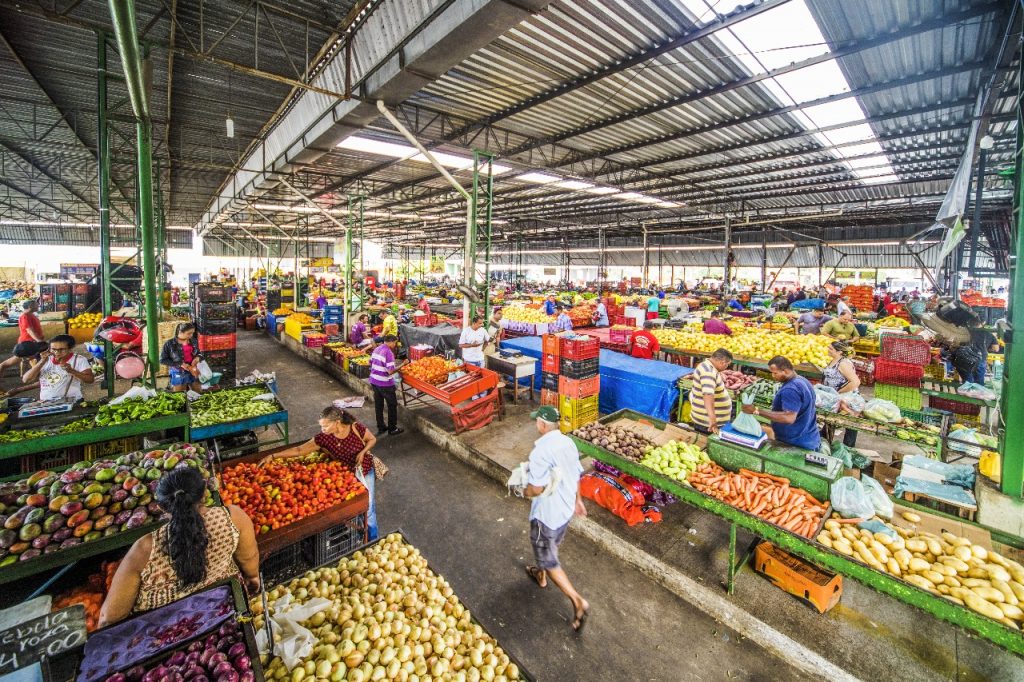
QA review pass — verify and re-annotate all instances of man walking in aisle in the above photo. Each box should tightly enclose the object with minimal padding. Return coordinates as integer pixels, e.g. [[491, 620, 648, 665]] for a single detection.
[[522, 406, 590, 632], [369, 335, 404, 436]]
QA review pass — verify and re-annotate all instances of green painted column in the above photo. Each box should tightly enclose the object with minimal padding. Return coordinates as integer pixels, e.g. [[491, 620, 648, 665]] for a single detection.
[[137, 118, 160, 387], [97, 33, 115, 398]]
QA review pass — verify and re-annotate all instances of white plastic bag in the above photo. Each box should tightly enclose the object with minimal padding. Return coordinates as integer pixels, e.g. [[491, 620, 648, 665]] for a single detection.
[[254, 593, 332, 671], [839, 392, 866, 415], [947, 428, 982, 458], [251, 393, 277, 402], [196, 360, 214, 382], [506, 462, 561, 498], [831, 477, 875, 519], [862, 398, 902, 423], [109, 386, 157, 405], [814, 385, 841, 411], [861, 476, 894, 520]]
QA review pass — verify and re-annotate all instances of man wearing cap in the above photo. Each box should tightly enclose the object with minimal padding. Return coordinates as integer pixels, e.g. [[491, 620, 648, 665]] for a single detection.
[[522, 405, 589, 632]]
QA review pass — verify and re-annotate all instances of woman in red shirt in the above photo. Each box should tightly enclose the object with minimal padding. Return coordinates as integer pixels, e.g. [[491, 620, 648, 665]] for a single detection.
[[261, 406, 380, 539]]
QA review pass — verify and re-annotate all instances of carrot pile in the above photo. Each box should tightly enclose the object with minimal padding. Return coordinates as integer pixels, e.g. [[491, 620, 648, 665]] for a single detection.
[[689, 463, 828, 538]]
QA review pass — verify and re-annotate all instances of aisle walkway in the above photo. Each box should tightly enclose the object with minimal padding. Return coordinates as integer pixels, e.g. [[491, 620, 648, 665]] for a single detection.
[[237, 332, 813, 682]]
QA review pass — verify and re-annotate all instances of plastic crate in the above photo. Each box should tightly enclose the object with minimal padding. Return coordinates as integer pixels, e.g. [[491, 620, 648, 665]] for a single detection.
[[849, 358, 874, 387], [193, 284, 233, 303], [872, 359, 924, 387], [560, 356, 599, 379], [260, 542, 307, 586], [560, 336, 599, 361], [559, 394, 598, 420], [20, 448, 78, 473], [349, 362, 370, 379], [609, 327, 632, 344], [560, 410, 598, 434], [873, 383, 923, 411], [541, 353, 560, 374], [924, 362, 947, 381], [880, 335, 931, 365], [196, 302, 236, 320], [204, 348, 237, 371], [414, 314, 438, 327], [541, 371, 559, 391], [927, 396, 982, 416], [408, 345, 434, 361], [559, 374, 600, 399], [612, 315, 634, 327], [542, 334, 561, 356], [540, 388, 559, 407], [84, 436, 142, 462], [196, 317, 237, 335], [197, 332, 236, 351], [900, 407, 951, 428], [302, 517, 365, 566]]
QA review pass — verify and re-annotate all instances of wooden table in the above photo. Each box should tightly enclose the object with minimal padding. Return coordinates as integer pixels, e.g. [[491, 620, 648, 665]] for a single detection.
[[485, 352, 536, 404]]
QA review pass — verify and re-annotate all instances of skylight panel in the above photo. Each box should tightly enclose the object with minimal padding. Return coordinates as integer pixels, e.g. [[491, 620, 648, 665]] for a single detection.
[[517, 172, 561, 184], [801, 99, 866, 128], [337, 136, 415, 158], [726, 2, 830, 71], [772, 61, 850, 103]]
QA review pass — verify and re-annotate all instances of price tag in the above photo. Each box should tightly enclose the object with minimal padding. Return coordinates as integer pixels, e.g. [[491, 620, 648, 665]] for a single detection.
[[0, 605, 87, 675]]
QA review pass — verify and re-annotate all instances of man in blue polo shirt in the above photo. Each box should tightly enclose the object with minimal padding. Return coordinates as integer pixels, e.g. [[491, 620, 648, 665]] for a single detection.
[[741, 355, 820, 451]]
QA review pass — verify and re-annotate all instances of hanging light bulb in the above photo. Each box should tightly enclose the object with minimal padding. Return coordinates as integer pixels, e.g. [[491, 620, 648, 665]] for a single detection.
[[226, 116, 235, 139]]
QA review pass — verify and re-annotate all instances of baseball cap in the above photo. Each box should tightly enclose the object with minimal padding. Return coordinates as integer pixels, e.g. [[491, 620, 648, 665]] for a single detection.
[[530, 405, 560, 423]]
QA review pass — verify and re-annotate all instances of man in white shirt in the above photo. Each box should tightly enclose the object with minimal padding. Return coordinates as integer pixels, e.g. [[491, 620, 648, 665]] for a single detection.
[[22, 334, 95, 402], [522, 405, 589, 632], [836, 296, 853, 317], [459, 317, 491, 399]]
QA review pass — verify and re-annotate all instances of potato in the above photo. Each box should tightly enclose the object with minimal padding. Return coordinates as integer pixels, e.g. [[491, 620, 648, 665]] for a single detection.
[[942, 531, 971, 547], [998, 602, 1024, 621], [944, 595, 964, 606], [987, 551, 1010, 568], [895, 526, 913, 539], [824, 519, 840, 531], [817, 534, 833, 548], [870, 541, 890, 563], [908, 558, 931, 573], [963, 578, 992, 588], [1008, 581, 1024, 603], [991, 579, 1019, 606], [889, 536, 906, 551], [972, 586, 1005, 603], [841, 527, 859, 542], [829, 527, 843, 542], [971, 545, 989, 561], [987, 565, 1012, 584], [906, 539, 927, 553], [893, 549, 912, 570], [874, 532, 894, 546], [931, 563, 955, 578], [967, 568, 990, 579], [901, 511, 922, 523], [953, 546, 973, 563], [904, 574, 936, 592], [964, 591, 1005, 620], [922, 570, 946, 586], [886, 558, 902, 576], [941, 557, 970, 574], [944, 575, 962, 589], [1000, 618, 1020, 630], [925, 539, 943, 558], [936, 584, 951, 595], [833, 540, 854, 556]]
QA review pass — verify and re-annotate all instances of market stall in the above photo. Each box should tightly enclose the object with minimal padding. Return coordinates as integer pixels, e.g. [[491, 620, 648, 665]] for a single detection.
[[398, 358, 501, 434], [189, 383, 289, 457], [397, 321, 463, 356]]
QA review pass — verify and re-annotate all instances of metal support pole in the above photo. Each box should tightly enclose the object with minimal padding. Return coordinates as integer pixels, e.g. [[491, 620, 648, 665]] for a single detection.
[[97, 32, 114, 398], [137, 118, 159, 387], [155, 156, 165, 319], [472, 151, 494, 322], [293, 237, 299, 309], [818, 243, 824, 287], [641, 225, 649, 287], [723, 217, 731, 293], [346, 196, 354, 338], [761, 230, 768, 291], [968, 148, 988, 277]]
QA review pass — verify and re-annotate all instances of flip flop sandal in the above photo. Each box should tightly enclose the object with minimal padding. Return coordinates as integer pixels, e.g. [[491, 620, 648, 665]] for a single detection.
[[524, 565, 547, 588], [572, 607, 590, 634]]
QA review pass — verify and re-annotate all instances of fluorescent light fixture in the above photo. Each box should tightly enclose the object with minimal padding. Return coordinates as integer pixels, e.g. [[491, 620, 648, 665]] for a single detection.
[[410, 151, 473, 170], [584, 186, 619, 195], [631, 196, 663, 204], [555, 180, 595, 190], [517, 172, 561, 184], [731, 243, 797, 250], [614, 192, 645, 201], [337, 136, 415, 158], [656, 201, 683, 208]]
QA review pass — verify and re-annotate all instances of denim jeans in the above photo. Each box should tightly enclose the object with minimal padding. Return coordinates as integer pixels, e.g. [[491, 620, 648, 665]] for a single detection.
[[363, 467, 378, 541], [466, 359, 485, 399]]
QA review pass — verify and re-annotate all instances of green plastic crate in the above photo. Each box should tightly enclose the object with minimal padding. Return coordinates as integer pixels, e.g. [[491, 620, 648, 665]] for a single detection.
[[873, 382, 923, 411]]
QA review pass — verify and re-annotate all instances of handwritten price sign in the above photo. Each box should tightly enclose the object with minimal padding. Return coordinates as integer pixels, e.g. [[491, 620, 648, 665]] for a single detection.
[[0, 604, 87, 674]]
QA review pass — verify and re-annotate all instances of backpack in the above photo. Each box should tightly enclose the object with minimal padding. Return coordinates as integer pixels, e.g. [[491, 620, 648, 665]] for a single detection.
[[580, 472, 662, 526]]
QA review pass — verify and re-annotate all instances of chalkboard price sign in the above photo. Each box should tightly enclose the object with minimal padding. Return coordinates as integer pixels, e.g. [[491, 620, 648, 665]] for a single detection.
[[0, 604, 87, 675]]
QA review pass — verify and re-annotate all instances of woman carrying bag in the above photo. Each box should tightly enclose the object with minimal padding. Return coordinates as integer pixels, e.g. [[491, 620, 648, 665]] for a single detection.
[[160, 322, 205, 393], [261, 405, 386, 540], [820, 340, 861, 447]]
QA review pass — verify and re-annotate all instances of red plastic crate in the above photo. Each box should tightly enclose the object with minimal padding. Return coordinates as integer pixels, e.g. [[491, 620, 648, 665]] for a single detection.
[[872, 359, 923, 387], [609, 327, 632, 344], [540, 388, 559, 407], [928, 396, 982, 416], [414, 314, 438, 327], [542, 353, 560, 374], [559, 374, 600, 399], [324, 323, 339, 336], [408, 345, 434, 361], [542, 334, 561, 356], [880, 335, 931, 365], [197, 332, 237, 351], [559, 336, 599, 361], [850, 357, 874, 387]]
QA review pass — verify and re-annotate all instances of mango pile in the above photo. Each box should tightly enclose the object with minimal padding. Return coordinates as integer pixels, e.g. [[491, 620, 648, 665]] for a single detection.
[[653, 327, 833, 367]]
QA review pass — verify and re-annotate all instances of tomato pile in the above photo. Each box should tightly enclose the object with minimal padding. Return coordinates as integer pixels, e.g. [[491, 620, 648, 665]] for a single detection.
[[400, 356, 459, 385], [218, 459, 365, 534]]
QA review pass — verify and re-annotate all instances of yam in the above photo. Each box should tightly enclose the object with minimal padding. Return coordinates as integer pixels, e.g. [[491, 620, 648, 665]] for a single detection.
[[963, 592, 1005, 620], [901, 511, 922, 523], [971, 586, 1005, 604]]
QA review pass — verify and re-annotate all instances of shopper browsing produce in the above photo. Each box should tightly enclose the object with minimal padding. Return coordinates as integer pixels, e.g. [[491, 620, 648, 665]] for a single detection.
[[593, 299, 609, 327], [522, 406, 589, 633], [261, 405, 381, 541], [821, 341, 861, 447], [350, 314, 372, 348], [703, 310, 732, 335], [99, 467, 261, 626], [741, 355, 821, 451], [646, 293, 660, 319], [369, 335, 404, 435], [380, 309, 398, 338], [486, 309, 504, 353], [21, 334, 94, 401], [822, 310, 861, 340], [795, 308, 832, 335], [159, 322, 203, 393], [688, 348, 734, 434], [17, 299, 44, 344], [628, 320, 661, 359], [550, 305, 574, 332], [543, 294, 557, 316], [417, 294, 431, 315]]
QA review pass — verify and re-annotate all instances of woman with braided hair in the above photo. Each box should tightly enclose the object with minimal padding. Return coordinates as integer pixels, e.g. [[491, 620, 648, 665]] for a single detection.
[[99, 467, 261, 626]]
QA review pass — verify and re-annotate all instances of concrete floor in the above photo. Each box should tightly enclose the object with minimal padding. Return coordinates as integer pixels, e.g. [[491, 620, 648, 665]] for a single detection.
[[236, 331, 816, 682]]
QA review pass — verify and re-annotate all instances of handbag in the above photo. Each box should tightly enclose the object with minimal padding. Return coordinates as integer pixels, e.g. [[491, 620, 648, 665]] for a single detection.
[[372, 455, 389, 479]]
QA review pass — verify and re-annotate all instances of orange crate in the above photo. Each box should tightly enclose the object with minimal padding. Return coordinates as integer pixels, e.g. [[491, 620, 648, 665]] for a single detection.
[[541, 353, 560, 374], [558, 374, 600, 399], [197, 332, 237, 351], [542, 334, 561, 356], [560, 336, 599, 360], [753, 542, 842, 614], [540, 388, 559, 407]]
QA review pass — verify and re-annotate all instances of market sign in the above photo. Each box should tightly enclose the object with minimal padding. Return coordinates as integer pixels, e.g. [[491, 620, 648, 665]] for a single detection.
[[0, 604, 87, 675], [59, 264, 98, 278], [311, 257, 334, 267]]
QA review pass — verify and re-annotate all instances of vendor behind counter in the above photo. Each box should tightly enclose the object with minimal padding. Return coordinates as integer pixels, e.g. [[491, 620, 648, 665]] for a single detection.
[[741, 355, 821, 452]]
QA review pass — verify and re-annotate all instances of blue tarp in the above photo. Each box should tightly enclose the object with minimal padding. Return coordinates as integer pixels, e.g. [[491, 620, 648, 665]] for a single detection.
[[500, 336, 692, 422]]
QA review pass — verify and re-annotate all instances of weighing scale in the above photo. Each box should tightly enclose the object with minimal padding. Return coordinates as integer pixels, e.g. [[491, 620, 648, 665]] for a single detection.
[[18, 399, 75, 419]]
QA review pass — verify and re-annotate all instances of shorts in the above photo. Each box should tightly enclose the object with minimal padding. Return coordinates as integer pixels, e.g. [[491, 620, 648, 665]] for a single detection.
[[530, 518, 570, 570], [13, 341, 48, 359], [169, 367, 196, 386]]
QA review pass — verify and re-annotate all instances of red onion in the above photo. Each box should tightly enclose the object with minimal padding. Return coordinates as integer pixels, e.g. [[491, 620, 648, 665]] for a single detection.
[[207, 652, 227, 667], [231, 655, 250, 672], [211, 661, 235, 679], [105, 674, 127, 682], [166, 652, 186, 668], [214, 673, 239, 682], [238, 672, 254, 682], [226, 643, 246, 660]]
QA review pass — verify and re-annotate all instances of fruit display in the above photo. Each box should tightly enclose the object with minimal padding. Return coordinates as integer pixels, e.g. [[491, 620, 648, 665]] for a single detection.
[[0, 443, 213, 566], [219, 457, 365, 534], [60, 417, 95, 433], [289, 312, 317, 324], [52, 560, 119, 631], [817, 512, 1024, 628], [100, 621, 256, 682], [719, 369, 757, 391], [400, 356, 460, 385], [566, 305, 595, 327], [877, 315, 910, 328], [272, 307, 293, 316], [499, 304, 552, 324], [349, 355, 370, 367], [640, 440, 710, 483], [571, 422, 656, 461], [96, 392, 187, 426], [190, 387, 283, 428], [653, 327, 833, 367], [252, 533, 526, 682], [68, 312, 103, 329], [689, 464, 828, 538]]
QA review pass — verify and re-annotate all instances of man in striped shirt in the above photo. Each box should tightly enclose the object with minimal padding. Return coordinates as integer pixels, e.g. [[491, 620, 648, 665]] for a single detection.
[[370, 335, 404, 436], [688, 348, 733, 434]]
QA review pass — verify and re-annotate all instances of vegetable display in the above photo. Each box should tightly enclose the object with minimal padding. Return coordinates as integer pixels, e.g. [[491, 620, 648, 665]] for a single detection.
[[689, 464, 828, 538], [102, 621, 255, 682], [252, 533, 525, 681], [499, 304, 552, 324], [190, 387, 282, 427], [571, 423, 656, 462], [96, 393, 187, 426], [61, 417, 95, 433], [219, 457, 365, 534], [0, 429, 49, 443], [0, 443, 212, 566], [640, 441, 710, 483], [653, 328, 833, 367], [817, 512, 1024, 629], [719, 369, 757, 391]]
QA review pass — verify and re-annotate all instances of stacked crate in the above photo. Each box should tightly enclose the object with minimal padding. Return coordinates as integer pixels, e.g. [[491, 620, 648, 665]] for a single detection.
[[872, 335, 931, 412], [841, 284, 874, 313], [322, 305, 343, 332], [539, 334, 561, 407], [556, 335, 600, 433], [193, 284, 237, 383]]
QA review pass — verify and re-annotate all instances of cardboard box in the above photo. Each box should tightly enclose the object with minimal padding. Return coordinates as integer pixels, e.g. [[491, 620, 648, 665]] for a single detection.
[[606, 414, 708, 449], [753, 542, 842, 614], [890, 502, 992, 550], [873, 461, 902, 494]]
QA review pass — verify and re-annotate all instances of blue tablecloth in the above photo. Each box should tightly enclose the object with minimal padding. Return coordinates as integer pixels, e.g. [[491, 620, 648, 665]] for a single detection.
[[500, 337, 692, 422]]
